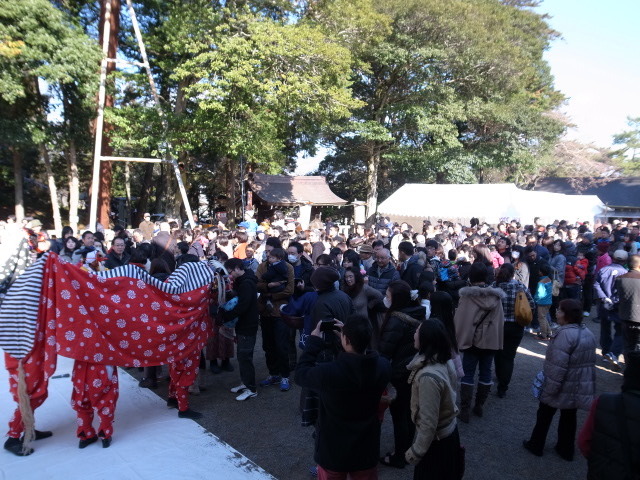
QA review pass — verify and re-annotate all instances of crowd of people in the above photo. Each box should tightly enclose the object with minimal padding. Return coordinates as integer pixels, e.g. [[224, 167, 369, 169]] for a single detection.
[[1, 211, 639, 479]]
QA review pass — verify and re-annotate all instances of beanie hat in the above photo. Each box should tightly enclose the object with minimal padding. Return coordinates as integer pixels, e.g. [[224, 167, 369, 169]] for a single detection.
[[310, 266, 340, 291]]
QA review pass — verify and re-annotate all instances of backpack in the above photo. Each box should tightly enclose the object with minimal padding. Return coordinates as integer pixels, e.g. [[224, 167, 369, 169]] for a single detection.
[[515, 290, 533, 327]]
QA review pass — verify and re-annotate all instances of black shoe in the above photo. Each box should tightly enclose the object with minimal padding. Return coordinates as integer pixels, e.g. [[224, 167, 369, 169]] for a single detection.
[[523, 440, 543, 457], [554, 445, 573, 461], [79, 436, 98, 449], [178, 408, 203, 419], [34, 430, 53, 440], [102, 437, 112, 448], [139, 377, 158, 389], [167, 397, 178, 409], [4, 437, 33, 456]]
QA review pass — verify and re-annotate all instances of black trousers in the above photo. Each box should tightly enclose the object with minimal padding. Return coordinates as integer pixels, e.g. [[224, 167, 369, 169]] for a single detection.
[[494, 322, 524, 395], [413, 427, 461, 480], [237, 334, 257, 391], [389, 378, 415, 464], [623, 320, 640, 356], [527, 402, 576, 458], [260, 316, 291, 378]]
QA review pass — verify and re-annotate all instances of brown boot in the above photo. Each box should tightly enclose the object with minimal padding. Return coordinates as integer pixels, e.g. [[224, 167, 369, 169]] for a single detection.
[[459, 383, 474, 423], [473, 383, 491, 417]]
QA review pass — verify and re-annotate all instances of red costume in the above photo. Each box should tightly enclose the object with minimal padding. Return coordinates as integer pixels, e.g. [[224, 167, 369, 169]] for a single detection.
[[71, 360, 119, 441]]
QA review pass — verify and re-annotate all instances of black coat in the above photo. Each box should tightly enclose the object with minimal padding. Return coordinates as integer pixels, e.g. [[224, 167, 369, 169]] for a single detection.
[[104, 251, 130, 270], [400, 255, 423, 290], [312, 288, 354, 327], [295, 335, 391, 472], [221, 269, 259, 336], [379, 305, 424, 381]]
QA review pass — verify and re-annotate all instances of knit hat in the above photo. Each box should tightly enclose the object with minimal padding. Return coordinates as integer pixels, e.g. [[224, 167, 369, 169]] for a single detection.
[[310, 266, 340, 291], [613, 250, 628, 262]]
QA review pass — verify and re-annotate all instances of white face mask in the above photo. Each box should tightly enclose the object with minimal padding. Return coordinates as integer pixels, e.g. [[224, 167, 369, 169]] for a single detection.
[[383, 297, 392, 309], [288, 254, 298, 264], [512, 251, 520, 260]]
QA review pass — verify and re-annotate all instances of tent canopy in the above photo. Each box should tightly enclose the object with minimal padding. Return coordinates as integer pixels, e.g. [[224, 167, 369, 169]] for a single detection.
[[377, 183, 607, 225]]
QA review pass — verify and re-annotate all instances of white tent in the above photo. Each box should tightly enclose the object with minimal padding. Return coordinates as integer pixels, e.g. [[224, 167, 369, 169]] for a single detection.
[[376, 183, 607, 225]]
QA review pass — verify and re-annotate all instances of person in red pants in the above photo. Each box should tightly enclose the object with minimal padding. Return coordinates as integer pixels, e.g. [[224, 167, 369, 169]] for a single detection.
[[167, 348, 203, 419], [71, 360, 119, 448]]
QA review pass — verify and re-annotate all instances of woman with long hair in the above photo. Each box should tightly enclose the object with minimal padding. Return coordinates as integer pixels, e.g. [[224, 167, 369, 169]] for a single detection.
[[60, 236, 79, 262], [379, 280, 425, 469], [429, 291, 463, 378], [405, 319, 461, 479]]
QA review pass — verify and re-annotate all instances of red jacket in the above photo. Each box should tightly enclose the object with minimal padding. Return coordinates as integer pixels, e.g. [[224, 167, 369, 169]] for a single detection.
[[565, 258, 588, 285]]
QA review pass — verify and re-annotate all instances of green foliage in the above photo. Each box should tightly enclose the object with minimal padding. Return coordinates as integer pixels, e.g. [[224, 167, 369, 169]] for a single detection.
[[612, 116, 640, 174]]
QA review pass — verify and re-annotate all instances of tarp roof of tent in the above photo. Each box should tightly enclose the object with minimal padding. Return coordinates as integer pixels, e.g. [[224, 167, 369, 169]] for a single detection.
[[377, 183, 607, 224]]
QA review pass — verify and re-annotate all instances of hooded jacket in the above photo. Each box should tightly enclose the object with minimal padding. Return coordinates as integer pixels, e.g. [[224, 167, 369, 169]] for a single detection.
[[454, 285, 505, 351]]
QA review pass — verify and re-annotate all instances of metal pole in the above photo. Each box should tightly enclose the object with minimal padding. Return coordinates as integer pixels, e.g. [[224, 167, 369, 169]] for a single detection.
[[89, 0, 112, 231], [125, 0, 194, 227]]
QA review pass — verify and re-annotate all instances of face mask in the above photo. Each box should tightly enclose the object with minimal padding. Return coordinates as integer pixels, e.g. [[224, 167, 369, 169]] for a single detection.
[[383, 297, 392, 308], [512, 251, 520, 260], [288, 254, 298, 264]]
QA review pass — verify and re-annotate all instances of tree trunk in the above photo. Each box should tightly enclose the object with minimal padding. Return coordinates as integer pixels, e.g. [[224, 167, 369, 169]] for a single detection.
[[40, 145, 63, 235], [365, 148, 380, 222], [12, 148, 24, 222], [67, 140, 80, 233], [134, 163, 155, 226], [97, 0, 121, 228]]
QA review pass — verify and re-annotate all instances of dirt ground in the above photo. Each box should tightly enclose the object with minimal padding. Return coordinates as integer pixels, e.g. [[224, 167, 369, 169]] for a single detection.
[[125, 315, 624, 480]]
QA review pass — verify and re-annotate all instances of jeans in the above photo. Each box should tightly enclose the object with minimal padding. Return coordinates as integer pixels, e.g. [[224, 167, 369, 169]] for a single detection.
[[237, 334, 257, 391], [494, 322, 524, 394], [261, 316, 291, 378], [527, 402, 577, 459], [461, 347, 495, 385], [599, 307, 623, 358]]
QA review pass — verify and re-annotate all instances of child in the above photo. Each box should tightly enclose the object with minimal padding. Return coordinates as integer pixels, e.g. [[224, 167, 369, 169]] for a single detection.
[[261, 248, 289, 312], [534, 264, 553, 340], [489, 243, 505, 270], [242, 242, 260, 273]]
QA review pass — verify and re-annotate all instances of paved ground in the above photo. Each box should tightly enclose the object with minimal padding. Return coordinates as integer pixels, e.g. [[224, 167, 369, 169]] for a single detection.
[[125, 314, 624, 480]]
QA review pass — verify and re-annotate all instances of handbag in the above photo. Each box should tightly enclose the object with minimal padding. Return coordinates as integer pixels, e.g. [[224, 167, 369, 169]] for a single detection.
[[531, 370, 545, 399], [515, 289, 533, 327], [552, 270, 561, 297]]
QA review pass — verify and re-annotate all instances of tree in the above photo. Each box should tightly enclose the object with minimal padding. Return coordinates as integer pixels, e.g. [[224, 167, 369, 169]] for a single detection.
[[612, 116, 640, 174]]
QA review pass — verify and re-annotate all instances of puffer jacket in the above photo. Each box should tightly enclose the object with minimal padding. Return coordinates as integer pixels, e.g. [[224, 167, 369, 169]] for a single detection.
[[550, 253, 566, 285], [367, 262, 401, 295], [379, 305, 424, 381], [454, 285, 505, 351], [405, 355, 459, 465], [541, 323, 596, 410], [594, 262, 628, 304]]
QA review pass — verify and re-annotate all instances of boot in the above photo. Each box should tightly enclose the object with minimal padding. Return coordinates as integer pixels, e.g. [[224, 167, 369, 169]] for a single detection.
[[459, 383, 474, 423], [473, 383, 491, 417]]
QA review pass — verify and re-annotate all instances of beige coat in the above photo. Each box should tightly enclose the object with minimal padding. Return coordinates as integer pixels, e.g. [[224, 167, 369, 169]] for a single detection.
[[454, 285, 505, 351], [405, 355, 459, 465]]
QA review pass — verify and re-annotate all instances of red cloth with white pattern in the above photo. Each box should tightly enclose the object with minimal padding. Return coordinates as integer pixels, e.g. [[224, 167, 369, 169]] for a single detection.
[[71, 360, 119, 439]]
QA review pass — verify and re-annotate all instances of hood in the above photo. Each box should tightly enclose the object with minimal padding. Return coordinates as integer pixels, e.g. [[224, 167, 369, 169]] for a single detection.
[[458, 285, 505, 310], [237, 269, 258, 286], [337, 350, 384, 388]]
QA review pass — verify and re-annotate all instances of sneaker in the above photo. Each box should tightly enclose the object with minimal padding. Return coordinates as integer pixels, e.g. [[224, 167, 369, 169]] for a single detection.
[[280, 377, 290, 392], [605, 352, 621, 370], [235, 389, 257, 401], [583, 311, 590, 317], [260, 375, 281, 387], [230, 384, 247, 393]]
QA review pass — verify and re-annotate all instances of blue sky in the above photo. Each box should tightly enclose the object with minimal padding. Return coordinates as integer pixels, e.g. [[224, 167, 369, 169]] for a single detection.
[[541, 0, 640, 148], [296, 0, 640, 174]]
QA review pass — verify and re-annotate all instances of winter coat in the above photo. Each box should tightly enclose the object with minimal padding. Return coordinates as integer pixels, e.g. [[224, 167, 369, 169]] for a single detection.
[[405, 355, 459, 465], [550, 253, 566, 285], [150, 232, 177, 272], [514, 261, 530, 288], [454, 285, 505, 351], [346, 285, 383, 320], [256, 260, 295, 316], [366, 262, 401, 295], [594, 262, 628, 304], [311, 288, 354, 326], [379, 306, 425, 381], [400, 255, 423, 290], [596, 253, 612, 273], [282, 291, 318, 348], [565, 259, 588, 286], [541, 323, 596, 410], [294, 335, 391, 472], [292, 258, 314, 289], [616, 270, 640, 323], [221, 269, 259, 336], [104, 251, 130, 270], [535, 277, 553, 306]]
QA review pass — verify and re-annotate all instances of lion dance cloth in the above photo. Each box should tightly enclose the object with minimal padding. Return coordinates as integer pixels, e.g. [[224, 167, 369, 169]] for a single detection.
[[0, 252, 219, 451]]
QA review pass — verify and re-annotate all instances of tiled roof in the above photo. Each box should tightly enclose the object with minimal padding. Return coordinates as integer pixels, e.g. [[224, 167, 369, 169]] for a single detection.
[[248, 173, 348, 206], [534, 177, 640, 208]]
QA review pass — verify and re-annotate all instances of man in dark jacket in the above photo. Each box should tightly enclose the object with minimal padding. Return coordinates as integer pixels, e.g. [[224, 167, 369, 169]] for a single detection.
[[310, 266, 353, 326], [398, 241, 422, 290], [616, 254, 640, 355], [287, 241, 314, 290], [594, 250, 628, 368], [367, 249, 400, 295], [104, 237, 130, 269], [223, 258, 259, 401], [295, 314, 391, 479]]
